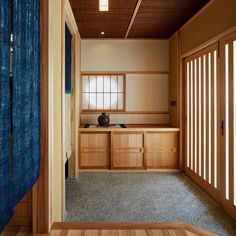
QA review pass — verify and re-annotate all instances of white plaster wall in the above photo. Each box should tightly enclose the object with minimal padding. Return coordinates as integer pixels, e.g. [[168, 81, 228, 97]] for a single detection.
[[80, 39, 170, 124]]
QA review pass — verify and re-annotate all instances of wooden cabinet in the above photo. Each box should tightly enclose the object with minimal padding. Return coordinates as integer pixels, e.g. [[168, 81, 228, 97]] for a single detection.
[[113, 133, 144, 168], [146, 132, 178, 169], [79, 129, 179, 170], [80, 133, 110, 168]]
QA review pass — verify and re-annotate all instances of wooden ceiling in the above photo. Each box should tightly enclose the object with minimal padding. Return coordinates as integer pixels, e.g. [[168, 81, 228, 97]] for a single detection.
[[69, 0, 210, 39]]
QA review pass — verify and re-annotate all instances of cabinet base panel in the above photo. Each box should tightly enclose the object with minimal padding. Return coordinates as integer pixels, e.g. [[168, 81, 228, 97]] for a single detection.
[[78, 169, 181, 173], [79, 166, 110, 169]]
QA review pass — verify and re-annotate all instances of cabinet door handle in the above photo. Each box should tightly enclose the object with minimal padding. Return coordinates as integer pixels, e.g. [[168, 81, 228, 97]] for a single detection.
[[140, 147, 144, 153]]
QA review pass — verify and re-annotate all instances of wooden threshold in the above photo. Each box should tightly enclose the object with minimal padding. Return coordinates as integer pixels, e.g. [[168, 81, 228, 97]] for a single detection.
[[51, 222, 217, 236]]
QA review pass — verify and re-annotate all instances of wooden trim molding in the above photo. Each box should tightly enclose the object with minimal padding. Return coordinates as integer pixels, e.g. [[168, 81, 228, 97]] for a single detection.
[[125, 0, 143, 38], [51, 222, 217, 236], [32, 0, 50, 233], [65, 0, 79, 36], [82, 71, 169, 75], [81, 111, 169, 115], [61, 0, 66, 221]]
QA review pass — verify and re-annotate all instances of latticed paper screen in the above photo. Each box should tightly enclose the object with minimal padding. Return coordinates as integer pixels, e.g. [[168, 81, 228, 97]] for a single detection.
[[82, 75, 125, 111]]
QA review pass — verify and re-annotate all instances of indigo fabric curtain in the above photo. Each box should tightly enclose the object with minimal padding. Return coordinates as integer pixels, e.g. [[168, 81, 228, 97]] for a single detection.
[[0, 0, 13, 230], [65, 24, 72, 163], [65, 24, 72, 93], [12, 0, 40, 205]]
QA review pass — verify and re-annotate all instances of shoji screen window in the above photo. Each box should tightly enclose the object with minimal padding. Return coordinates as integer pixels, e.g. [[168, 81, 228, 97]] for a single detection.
[[82, 75, 125, 111]]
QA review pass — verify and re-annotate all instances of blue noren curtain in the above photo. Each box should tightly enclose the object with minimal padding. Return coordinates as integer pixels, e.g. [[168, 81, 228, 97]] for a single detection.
[[0, 0, 13, 230], [12, 0, 40, 206], [0, 1, 40, 230], [65, 24, 72, 94]]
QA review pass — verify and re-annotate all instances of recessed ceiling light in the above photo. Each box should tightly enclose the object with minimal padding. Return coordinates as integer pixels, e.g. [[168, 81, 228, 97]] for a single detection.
[[99, 0, 109, 11], [101, 32, 105, 35]]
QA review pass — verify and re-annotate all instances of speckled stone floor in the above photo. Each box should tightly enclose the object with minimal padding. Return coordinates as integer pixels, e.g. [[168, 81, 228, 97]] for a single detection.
[[65, 173, 236, 236]]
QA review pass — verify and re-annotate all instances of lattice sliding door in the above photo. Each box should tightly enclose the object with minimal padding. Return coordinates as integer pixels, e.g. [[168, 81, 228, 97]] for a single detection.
[[185, 32, 236, 216], [185, 43, 219, 189]]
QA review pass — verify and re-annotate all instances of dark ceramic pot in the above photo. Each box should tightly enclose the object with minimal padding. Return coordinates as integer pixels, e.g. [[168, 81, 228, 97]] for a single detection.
[[98, 113, 110, 126]]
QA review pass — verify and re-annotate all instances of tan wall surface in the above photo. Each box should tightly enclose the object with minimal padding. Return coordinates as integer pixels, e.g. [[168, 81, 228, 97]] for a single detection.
[[81, 40, 169, 72], [180, 0, 236, 55], [126, 74, 168, 112]]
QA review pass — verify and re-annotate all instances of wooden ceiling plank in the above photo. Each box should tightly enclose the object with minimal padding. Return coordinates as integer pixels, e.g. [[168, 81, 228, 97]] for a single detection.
[[125, 0, 143, 38]]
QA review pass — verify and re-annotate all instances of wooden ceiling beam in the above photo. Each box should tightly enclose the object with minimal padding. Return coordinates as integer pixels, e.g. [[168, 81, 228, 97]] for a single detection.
[[125, 0, 142, 38]]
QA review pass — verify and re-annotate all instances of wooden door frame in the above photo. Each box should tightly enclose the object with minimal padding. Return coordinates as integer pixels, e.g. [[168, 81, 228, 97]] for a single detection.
[[181, 30, 236, 221], [32, 0, 80, 233], [65, 0, 80, 179], [32, 0, 50, 233]]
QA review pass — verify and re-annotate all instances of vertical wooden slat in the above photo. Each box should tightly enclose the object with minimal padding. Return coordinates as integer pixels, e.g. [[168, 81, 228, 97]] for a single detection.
[[205, 54, 209, 182], [228, 42, 234, 203], [201, 56, 205, 178], [144, 132, 147, 169], [192, 60, 196, 172], [198, 57, 202, 176], [190, 60, 193, 170], [186, 61, 190, 168], [208, 53, 212, 184], [213, 50, 218, 189], [219, 40, 226, 198], [195, 59, 199, 175], [211, 52, 215, 186], [234, 40, 236, 205]]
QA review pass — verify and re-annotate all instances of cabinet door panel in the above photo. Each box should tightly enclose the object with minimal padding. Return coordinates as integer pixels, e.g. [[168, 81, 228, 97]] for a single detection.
[[147, 133, 176, 147], [113, 133, 143, 148], [80, 133, 110, 168], [114, 153, 144, 167], [147, 132, 178, 169], [81, 152, 110, 167], [113, 133, 144, 168]]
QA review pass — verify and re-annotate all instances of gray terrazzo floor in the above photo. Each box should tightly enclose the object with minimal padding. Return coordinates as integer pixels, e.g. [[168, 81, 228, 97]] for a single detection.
[[65, 173, 236, 236]]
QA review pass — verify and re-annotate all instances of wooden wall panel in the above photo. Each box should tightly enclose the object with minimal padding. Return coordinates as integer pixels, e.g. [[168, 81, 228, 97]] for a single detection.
[[9, 192, 32, 226]]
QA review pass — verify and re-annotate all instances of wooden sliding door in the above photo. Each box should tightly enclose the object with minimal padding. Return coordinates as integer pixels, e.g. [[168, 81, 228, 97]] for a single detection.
[[219, 32, 236, 206], [185, 43, 219, 188], [185, 31, 236, 220]]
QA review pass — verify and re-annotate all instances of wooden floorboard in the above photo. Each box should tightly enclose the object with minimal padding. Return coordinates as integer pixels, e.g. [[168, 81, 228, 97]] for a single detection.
[[0, 223, 216, 236]]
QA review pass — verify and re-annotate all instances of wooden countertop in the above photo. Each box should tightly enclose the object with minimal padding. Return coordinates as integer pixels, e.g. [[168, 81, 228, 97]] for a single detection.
[[79, 124, 180, 132]]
